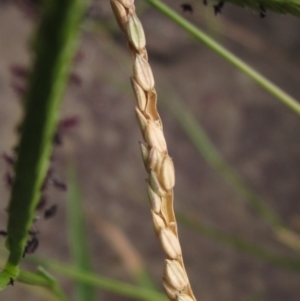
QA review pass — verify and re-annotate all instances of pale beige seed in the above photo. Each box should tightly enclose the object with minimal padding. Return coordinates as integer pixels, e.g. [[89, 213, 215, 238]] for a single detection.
[[163, 279, 178, 300], [135, 107, 148, 134], [139, 141, 149, 167], [147, 182, 162, 213], [110, 0, 128, 33], [133, 54, 155, 91], [131, 77, 147, 111], [151, 210, 166, 233], [127, 14, 146, 51], [160, 155, 175, 191], [149, 170, 168, 197], [144, 120, 167, 153], [159, 228, 182, 259], [117, 0, 134, 8], [164, 259, 188, 291], [148, 147, 163, 170], [177, 294, 194, 301]]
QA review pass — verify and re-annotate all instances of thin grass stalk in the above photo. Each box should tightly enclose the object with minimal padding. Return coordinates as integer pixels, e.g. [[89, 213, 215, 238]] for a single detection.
[[110, 1, 196, 301], [18, 267, 69, 301], [0, 0, 87, 290], [67, 166, 96, 301], [14, 253, 168, 301], [143, 0, 300, 117]]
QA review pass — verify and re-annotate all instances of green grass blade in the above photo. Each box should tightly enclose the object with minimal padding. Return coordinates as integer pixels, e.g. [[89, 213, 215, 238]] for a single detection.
[[23, 256, 168, 301], [0, 0, 87, 290], [143, 0, 300, 116], [18, 267, 69, 301], [67, 165, 96, 301]]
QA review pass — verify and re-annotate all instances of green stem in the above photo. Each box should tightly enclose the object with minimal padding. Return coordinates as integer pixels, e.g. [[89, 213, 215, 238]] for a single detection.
[[67, 165, 96, 301], [18, 267, 68, 301], [0, 0, 87, 290], [27, 257, 168, 301], [143, 0, 300, 116]]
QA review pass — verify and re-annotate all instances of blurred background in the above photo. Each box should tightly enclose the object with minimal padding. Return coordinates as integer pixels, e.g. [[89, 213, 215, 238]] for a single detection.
[[1, 0, 300, 300]]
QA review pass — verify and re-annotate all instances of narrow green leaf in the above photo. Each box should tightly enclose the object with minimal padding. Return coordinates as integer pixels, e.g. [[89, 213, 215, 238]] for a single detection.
[[19, 267, 69, 301], [0, 0, 87, 290], [20, 255, 168, 301], [67, 165, 96, 301], [143, 0, 300, 116]]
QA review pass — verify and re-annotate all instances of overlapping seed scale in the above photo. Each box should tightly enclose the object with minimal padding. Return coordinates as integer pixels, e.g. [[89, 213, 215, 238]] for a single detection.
[[177, 294, 195, 301], [159, 227, 182, 259], [117, 0, 134, 8], [163, 279, 178, 300], [160, 156, 175, 191], [151, 210, 166, 233], [127, 14, 146, 51], [147, 182, 162, 213], [110, 0, 128, 32], [133, 54, 155, 91], [149, 170, 168, 197], [131, 77, 147, 111], [164, 259, 188, 291], [144, 120, 167, 153]]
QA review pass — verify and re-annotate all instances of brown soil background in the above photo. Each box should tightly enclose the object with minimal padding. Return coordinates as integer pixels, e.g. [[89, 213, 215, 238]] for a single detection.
[[1, 1, 300, 300]]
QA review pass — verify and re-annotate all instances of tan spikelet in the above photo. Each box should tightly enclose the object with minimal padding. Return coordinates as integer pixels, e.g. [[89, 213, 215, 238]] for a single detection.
[[110, 1, 197, 300]]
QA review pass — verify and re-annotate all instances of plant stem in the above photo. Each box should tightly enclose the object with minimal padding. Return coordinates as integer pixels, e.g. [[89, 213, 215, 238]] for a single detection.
[[143, 0, 300, 116], [0, 0, 87, 290], [26, 256, 168, 301]]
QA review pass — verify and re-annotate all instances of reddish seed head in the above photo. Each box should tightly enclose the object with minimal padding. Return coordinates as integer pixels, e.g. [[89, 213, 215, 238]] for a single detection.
[[59, 116, 80, 130], [9, 65, 29, 79], [3, 172, 13, 187], [69, 73, 82, 86], [11, 82, 26, 97], [2, 153, 15, 166], [44, 204, 58, 219], [0, 230, 7, 236], [52, 177, 67, 191]]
